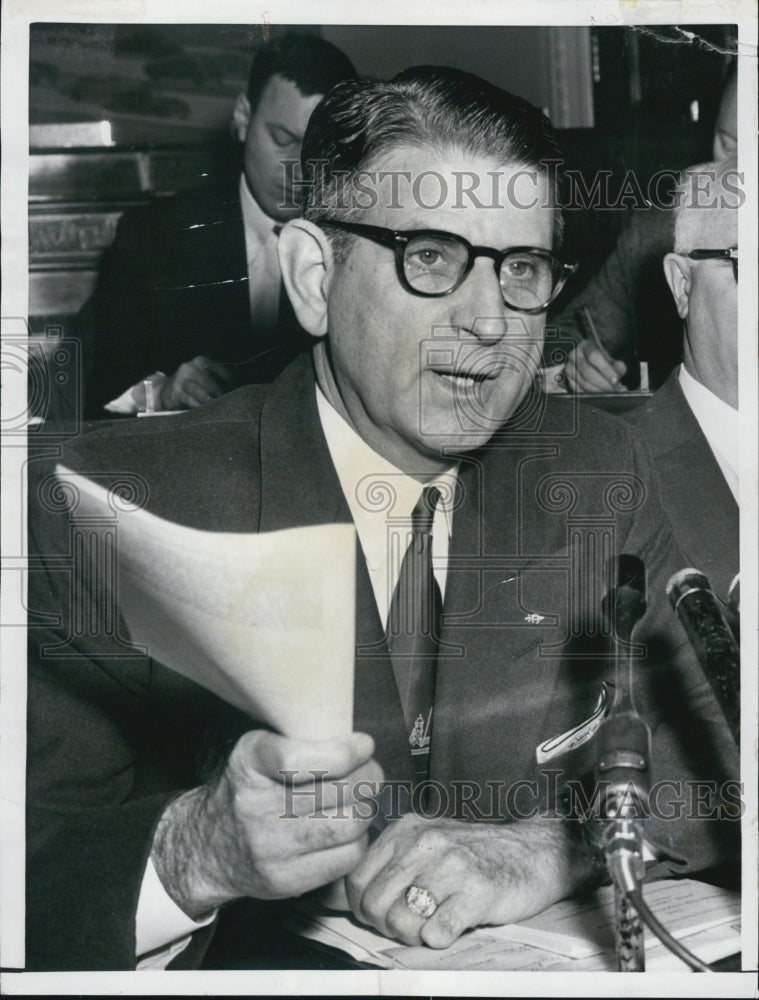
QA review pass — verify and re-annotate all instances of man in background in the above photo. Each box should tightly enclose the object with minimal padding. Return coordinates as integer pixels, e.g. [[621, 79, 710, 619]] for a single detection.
[[622, 158, 740, 606], [79, 32, 355, 417], [549, 68, 737, 395]]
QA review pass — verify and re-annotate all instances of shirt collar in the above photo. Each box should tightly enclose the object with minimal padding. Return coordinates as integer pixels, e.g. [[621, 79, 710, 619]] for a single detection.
[[315, 384, 457, 570], [239, 173, 280, 247], [678, 363, 739, 501]]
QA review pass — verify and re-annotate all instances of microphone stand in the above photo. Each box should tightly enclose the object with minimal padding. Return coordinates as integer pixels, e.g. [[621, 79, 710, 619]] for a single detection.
[[587, 560, 719, 973], [596, 555, 651, 972]]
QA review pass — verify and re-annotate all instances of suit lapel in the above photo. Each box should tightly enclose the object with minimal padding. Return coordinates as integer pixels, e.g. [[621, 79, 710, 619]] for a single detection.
[[155, 185, 251, 367], [656, 436, 737, 602], [196, 197, 252, 353], [175, 184, 248, 286], [258, 355, 346, 532], [626, 374, 738, 601], [354, 552, 413, 784]]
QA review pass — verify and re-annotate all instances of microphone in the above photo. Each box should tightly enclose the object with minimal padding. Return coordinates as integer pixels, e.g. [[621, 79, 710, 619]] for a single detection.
[[596, 555, 651, 826], [593, 555, 651, 908], [666, 568, 740, 742]]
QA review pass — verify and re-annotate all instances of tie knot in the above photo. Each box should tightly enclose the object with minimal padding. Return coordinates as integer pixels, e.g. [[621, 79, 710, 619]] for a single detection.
[[272, 224, 283, 238], [412, 485, 440, 535]]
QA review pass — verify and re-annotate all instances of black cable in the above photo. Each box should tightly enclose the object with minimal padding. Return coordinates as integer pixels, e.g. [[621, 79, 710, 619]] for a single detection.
[[627, 888, 713, 973]]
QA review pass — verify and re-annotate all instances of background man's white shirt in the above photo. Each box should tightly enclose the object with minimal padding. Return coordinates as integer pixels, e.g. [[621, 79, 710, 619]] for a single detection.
[[679, 363, 739, 501], [239, 173, 282, 336]]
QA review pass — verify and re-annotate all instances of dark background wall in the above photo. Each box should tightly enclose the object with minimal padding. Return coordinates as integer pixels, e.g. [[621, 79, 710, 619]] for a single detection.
[[28, 24, 567, 145], [30, 23, 735, 153]]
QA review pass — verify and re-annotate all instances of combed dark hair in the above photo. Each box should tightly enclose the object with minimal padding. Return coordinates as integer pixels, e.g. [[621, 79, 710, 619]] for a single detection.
[[302, 65, 565, 251], [246, 32, 356, 112]]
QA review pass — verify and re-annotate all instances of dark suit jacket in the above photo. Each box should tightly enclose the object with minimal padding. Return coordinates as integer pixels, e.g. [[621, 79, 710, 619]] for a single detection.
[[26, 354, 739, 970], [78, 181, 311, 417], [621, 370, 738, 604]]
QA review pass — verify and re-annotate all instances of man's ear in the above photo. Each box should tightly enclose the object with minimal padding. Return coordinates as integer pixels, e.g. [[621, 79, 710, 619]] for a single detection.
[[278, 219, 334, 338], [232, 93, 251, 142], [663, 253, 691, 319]]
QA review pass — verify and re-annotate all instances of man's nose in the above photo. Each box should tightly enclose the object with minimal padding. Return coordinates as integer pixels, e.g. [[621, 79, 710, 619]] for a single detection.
[[451, 259, 509, 342]]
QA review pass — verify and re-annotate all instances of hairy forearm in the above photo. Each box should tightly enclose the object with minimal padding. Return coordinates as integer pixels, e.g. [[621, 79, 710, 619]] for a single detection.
[[151, 786, 235, 920], [150, 730, 380, 923], [485, 818, 600, 925]]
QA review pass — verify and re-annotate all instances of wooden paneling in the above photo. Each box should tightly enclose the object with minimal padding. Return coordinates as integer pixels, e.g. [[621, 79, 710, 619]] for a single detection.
[[29, 269, 98, 317], [29, 144, 239, 202], [29, 206, 125, 262], [29, 152, 147, 201]]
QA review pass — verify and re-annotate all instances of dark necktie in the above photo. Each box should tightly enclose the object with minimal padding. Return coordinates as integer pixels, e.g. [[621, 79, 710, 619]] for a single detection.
[[387, 485, 442, 788]]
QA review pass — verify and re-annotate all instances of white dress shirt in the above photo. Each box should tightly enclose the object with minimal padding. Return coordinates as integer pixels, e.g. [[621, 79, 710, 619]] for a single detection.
[[239, 173, 282, 337], [679, 364, 739, 502], [135, 857, 216, 969], [316, 385, 458, 626]]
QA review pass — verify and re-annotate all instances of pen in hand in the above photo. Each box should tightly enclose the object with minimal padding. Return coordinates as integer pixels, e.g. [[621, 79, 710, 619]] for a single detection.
[[580, 305, 629, 393], [581, 304, 610, 360]]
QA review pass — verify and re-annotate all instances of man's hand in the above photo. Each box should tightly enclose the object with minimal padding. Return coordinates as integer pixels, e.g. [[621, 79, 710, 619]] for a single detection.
[[151, 730, 382, 920], [563, 340, 627, 394], [346, 814, 593, 948], [159, 356, 234, 410]]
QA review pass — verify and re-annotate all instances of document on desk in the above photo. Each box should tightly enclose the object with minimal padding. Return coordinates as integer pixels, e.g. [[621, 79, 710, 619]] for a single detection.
[[56, 466, 356, 739], [289, 879, 740, 972]]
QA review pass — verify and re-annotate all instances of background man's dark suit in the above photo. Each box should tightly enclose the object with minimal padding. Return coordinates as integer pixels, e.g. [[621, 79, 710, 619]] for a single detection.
[[78, 181, 311, 417], [622, 370, 738, 604], [27, 355, 738, 970]]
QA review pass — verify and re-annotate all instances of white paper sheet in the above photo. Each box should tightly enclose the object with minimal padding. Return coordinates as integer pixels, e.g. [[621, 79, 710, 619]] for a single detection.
[[57, 466, 356, 739], [290, 878, 740, 972]]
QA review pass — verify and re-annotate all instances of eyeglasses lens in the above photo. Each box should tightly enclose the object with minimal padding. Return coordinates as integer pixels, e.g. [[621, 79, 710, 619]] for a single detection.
[[402, 235, 560, 308], [403, 235, 470, 294], [499, 252, 556, 310]]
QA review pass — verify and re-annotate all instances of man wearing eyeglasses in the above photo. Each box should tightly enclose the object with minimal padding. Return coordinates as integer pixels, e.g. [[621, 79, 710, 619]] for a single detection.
[[552, 67, 737, 396], [621, 158, 740, 607], [27, 69, 739, 970]]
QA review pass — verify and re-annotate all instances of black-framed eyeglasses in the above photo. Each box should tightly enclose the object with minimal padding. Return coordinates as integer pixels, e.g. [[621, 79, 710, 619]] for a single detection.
[[687, 247, 738, 282], [318, 219, 578, 314]]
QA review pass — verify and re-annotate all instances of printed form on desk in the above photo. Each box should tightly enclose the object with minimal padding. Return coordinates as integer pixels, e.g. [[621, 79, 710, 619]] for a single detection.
[[289, 879, 740, 972]]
